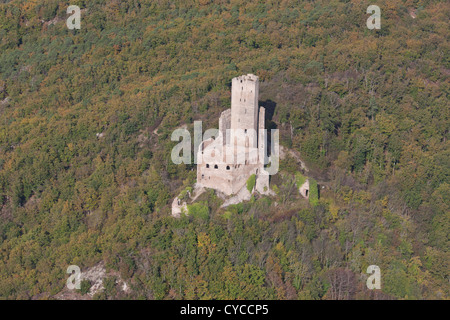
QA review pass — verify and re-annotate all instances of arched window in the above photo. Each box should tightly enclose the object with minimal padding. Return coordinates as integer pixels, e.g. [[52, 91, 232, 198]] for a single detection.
[[226, 166, 230, 170], [214, 165, 218, 169], [206, 164, 209, 168]]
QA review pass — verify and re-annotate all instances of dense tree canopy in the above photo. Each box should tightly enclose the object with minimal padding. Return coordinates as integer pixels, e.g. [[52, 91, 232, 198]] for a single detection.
[[0, 0, 448, 299]]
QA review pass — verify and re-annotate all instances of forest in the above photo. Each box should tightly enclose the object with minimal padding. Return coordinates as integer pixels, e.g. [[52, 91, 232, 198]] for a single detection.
[[0, 0, 448, 299]]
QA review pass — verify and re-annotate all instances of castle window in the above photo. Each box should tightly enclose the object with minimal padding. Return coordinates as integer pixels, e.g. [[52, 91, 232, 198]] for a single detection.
[[206, 164, 209, 168], [244, 129, 247, 133], [240, 80, 242, 83], [214, 165, 218, 169], [226, 166, 230, 170], [202, 174, 204, 179]]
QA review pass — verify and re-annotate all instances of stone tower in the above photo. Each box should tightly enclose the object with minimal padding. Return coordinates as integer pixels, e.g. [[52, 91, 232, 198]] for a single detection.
[[230, 74, 259, 149]]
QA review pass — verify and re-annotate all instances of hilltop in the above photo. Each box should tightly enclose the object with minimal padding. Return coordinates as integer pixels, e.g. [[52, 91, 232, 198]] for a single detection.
[[0, 0, 448, 299]]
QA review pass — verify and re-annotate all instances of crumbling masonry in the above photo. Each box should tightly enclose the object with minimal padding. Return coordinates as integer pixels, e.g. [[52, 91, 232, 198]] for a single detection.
[[196, 74, 270, 196]]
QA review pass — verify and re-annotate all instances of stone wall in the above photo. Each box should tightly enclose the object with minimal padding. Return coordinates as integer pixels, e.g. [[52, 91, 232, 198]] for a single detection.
[[219, 108, 231, 146], [299, 179, 310, 199], [197, 160, 260, 196]]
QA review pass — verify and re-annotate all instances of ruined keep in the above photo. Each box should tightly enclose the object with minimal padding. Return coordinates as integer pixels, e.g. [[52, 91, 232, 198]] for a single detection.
[[196, 74, 270, 196]]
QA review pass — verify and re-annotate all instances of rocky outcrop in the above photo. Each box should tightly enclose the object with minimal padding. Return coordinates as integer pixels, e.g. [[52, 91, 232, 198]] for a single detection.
[[54, 261, 130, 300], [221, 184, 252, 208], [171, 197, 187, 218]]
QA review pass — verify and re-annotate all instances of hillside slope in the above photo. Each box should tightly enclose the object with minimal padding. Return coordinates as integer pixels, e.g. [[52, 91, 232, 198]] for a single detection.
[[0, 0, 448, 299]]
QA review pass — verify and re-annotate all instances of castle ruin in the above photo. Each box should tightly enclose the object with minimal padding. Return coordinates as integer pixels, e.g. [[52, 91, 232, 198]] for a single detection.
[[196, 74, 270, 196]]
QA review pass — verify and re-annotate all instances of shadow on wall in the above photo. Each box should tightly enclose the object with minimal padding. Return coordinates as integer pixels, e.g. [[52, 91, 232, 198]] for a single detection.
[[259, 99, 277, 157], [260, 99, 276, 123]]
